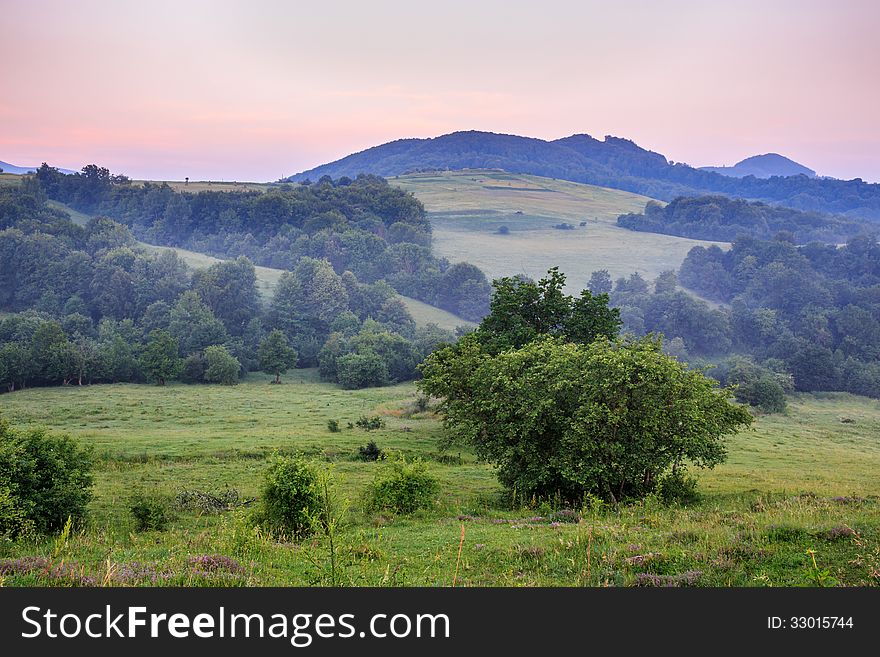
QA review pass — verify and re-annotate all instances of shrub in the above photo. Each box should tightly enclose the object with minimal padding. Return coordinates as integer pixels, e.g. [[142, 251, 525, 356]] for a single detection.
[[0, 418, 93, 534], [657, 469, 700, 504], [327, 419, 340, 433], [180, 352, 207, 383], [497, 225, 510, 235], [0, 484, 33, 539], [357, 440, 384, 462], [253, 454, 321, 538], [203, 345, 241, 385], [336, 351, 389, 389], [355, 415, 386, 431], [737, 375, 787, 413], [365, 457, 438, 514], [129, 493, 171, 532]]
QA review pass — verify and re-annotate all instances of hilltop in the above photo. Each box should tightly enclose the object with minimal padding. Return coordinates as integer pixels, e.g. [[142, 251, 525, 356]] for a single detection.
[[0, 159, 76, 175], [390, 170, 725, 290], [285, 130, 880, 220], [700, 153, 817, 179]]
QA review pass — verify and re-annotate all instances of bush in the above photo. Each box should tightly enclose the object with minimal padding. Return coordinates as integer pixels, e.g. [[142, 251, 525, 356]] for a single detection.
[[0, 484, 33, 539], [497, 225, 510, 235], [327, 419, 340, 433], [0, 418, 93, 534], [357, 440, 384, 461], [736, 375, 787, 413], [365, 457, 438, 514], [355, 415, 385, 431], [253, 454, 321, 538], [203, 345, 241, 385], [657, 469, 700, 505], [180, 353, 207, 383], [336, 351, 389, 389], [129, 493, 171, 532]]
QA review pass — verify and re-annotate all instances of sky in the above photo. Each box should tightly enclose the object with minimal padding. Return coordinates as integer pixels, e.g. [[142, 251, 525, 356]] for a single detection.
[[1, 0, 878, 182]]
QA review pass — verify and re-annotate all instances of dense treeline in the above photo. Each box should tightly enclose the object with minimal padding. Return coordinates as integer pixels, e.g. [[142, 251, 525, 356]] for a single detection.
[[32, 165, 491, 321], [588, 233, 880, 399], [0, 185, 455, 392], [286, 130, 880, 220], [617, 195, 865, 244]]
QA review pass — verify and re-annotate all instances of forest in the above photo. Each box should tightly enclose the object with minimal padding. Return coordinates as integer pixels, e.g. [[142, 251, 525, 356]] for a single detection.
[[4, 169, 880, 403], [32, 164, 491, 321], [617, 195, 866, 243], [0, 182, 458, 392], [590, 232, 880, 401]]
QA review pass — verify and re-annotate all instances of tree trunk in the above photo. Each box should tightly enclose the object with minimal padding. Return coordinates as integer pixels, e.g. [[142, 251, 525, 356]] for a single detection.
[[275, 372, 281, 384], [159, 377, 166, 386]]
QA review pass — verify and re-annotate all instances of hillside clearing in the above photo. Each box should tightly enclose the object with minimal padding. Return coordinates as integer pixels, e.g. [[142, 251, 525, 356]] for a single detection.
[[392, 170, 729, 288]]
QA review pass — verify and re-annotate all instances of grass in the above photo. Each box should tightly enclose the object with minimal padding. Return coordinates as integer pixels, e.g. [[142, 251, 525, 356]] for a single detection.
[[1, 376, 878, 587], [131, 180, 272, 193], [392, 170, 729, 289]]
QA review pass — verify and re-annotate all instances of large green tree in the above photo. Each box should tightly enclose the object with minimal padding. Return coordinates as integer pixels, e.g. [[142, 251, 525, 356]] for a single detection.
[[258, 329, 298, 384], [420, 335, 752, 502], [419, 268, 751, 502], [141, 329, 182, 386], [475, 267, 621, 355], [203, 345, 241, 385]]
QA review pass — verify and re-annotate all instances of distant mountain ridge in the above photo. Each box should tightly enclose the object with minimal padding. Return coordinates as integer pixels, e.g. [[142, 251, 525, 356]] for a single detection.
[[0, 160, 76, 175], [700, 153, 816, 179], [285, 131, 880, 220]]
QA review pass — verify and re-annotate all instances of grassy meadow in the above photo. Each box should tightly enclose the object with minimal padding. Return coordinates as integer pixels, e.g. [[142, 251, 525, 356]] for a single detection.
[[1, 375, 878, 587], [392, 170, 728, 288]]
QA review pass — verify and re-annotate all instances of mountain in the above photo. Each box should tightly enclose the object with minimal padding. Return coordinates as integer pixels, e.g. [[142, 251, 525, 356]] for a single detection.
[[285, 131, 880, 220], [0, 160, 76, 175], [700, 153, 816, 179]]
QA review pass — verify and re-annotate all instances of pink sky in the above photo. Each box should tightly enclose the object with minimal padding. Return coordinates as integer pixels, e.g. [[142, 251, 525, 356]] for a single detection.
[[1, 0, 878, 182]]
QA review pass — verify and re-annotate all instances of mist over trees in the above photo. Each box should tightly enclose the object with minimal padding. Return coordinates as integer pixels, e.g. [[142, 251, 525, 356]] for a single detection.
[[617, 195, 867, 243], [0, 183, 456, 391], [597, 233, 880, 399], [31, 165, 491, 321], [3, 165, 880, 402]]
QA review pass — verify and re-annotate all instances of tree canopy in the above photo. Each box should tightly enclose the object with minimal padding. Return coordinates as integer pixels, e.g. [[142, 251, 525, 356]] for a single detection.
[[419, 269, 752, 502]]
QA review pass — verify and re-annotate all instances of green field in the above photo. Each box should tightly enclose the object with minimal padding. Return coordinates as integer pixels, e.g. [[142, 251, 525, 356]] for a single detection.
[[392, 170, 729, 288], [1, 377, 878, 587]]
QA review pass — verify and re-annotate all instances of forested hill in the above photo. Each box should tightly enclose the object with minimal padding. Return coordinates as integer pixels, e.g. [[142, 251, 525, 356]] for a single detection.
[[617, 195, 865, 244], [28, 164, 493, 323], [285, 131, 880, 220], [700, 153, 816, 179]]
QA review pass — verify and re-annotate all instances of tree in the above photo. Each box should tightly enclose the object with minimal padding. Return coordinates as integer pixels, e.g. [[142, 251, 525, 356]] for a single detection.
[[141, 329, 182, 385], [167, 290, 228, 356], [476, 267, 621, 354], [0, 342, 31, 392], [419, 335, 752, 502], [587, 270, 612, 295], [192, 256, 260, 336], [203, 345, 241, 385], [258, 329, 298, 383], [336, 351, 389, 389]]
